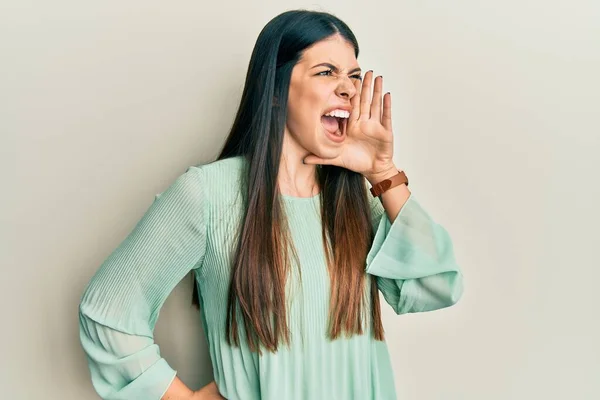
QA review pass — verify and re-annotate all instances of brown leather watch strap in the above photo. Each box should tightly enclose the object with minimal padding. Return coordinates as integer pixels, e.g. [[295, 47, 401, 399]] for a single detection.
[[369, 170, 409, 197]]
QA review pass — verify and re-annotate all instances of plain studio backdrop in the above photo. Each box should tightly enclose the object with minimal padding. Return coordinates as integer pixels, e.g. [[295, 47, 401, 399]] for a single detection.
[[1, 1, 599, 399]]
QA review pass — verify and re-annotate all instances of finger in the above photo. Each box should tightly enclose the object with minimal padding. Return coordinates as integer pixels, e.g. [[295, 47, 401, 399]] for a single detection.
[[360, 70, 373, 120], [303, 154, 341, 167], [371, 75, 383, 122], [349, 78, 361, 121], [382, 92, 392, 131]]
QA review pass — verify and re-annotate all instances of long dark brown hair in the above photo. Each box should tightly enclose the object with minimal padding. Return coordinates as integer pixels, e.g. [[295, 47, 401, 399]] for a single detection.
[[192, 10, 384, 354]]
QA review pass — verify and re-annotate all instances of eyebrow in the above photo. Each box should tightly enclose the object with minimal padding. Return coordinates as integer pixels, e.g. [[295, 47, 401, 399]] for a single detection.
[[310, 62, 362, 75]]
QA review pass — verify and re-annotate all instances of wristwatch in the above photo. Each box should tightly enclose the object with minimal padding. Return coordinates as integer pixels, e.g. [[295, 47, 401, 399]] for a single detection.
[[369, 170, 409, 197]]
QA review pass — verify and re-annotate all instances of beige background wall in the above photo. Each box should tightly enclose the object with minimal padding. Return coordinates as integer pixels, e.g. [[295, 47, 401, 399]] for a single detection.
[[2, 0, 599, 399]]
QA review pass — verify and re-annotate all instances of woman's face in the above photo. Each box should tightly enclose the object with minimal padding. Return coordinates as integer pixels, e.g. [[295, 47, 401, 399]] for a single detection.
[[285, 34, 362, 159]]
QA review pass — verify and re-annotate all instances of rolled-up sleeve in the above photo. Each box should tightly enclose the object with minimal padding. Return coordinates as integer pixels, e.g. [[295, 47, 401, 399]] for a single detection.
[[366, 192, 464, 314], [78, 165, 208, 399], [79, 312, 177, 399]]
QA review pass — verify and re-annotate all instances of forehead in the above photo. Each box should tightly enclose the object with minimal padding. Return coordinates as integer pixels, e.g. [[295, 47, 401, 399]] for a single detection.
[[297, 36, 359, 70]]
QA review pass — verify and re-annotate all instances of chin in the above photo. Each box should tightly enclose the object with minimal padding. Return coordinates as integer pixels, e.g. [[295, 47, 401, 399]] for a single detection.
[[310, 143, 340, 160]]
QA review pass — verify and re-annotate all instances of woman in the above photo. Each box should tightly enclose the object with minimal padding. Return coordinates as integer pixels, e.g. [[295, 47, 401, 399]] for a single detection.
[[78, 9, 464, 400]]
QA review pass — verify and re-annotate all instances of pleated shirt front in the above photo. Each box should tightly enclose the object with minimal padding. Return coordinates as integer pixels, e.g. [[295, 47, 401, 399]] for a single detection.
[[78, 155, 464, 400]]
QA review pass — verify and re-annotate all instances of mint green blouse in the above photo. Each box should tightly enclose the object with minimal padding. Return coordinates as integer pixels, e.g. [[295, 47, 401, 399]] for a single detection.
[[78, 155, 464, 400]]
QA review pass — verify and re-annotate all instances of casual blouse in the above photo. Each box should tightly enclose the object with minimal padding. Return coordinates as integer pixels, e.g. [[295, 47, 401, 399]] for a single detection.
[[78, 155, 464, 399]]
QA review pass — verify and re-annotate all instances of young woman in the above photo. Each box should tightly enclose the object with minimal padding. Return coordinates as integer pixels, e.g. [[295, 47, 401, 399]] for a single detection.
[[78, 9, 464, 400]]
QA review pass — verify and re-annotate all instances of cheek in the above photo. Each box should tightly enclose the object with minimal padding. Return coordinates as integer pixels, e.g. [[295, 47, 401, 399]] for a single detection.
[[287, 95, 319, 132], [285, 82, 330, 148]]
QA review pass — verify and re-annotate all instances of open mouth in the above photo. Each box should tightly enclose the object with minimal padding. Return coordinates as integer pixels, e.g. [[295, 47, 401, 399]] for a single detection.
[[320, 113, 349, 139], [321, 115, 342, 135]]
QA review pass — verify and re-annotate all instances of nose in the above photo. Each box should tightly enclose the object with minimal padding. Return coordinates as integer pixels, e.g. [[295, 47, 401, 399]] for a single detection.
[[335, 76, 358, 99]]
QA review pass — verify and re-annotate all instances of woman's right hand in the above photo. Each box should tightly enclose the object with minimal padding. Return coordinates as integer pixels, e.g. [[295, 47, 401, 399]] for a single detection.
[[192, 380, 226, 399]]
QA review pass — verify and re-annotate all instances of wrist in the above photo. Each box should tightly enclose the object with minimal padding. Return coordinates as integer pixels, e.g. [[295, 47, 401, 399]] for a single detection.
[[365, 164, 399, 186]]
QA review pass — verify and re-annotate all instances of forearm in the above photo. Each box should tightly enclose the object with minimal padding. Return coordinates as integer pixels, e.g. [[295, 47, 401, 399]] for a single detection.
[[161, 376, 195, 400], [365, 164, 411, 222]]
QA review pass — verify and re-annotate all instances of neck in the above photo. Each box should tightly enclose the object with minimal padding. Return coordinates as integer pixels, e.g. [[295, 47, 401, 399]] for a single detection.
[[278, 131, 319, 197]]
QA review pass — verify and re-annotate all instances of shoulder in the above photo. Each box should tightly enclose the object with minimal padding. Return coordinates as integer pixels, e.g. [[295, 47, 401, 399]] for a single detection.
[[185, 155, 247, 206], [190, 155, 246, 190], [154, 156, 244, 202], [191, 155, 246, 179]]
